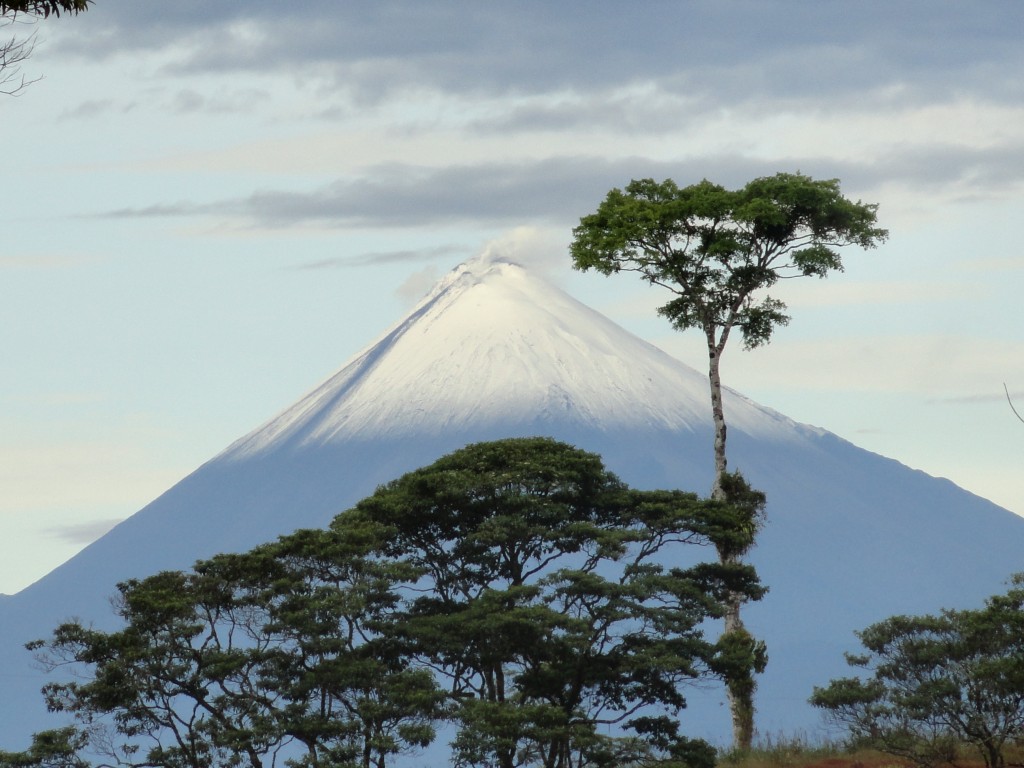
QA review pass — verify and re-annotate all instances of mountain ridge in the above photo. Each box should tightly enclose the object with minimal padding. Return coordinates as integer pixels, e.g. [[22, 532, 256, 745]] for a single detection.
[[1, 255, 1021, 748]]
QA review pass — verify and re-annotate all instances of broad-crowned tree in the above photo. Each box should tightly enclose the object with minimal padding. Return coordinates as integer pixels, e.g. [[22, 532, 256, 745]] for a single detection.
[[27, 518, 442, 768], [355, 437, 766, 768], [811, 575, 1024, 768], [570, 172, 886, 748], [19, 438, 764, 768]]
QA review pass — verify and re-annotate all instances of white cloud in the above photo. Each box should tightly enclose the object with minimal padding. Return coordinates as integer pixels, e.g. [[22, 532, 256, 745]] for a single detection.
[[475, 226, 570, 280], [395, 265, 440, 305], [47, 518, 124, 545]]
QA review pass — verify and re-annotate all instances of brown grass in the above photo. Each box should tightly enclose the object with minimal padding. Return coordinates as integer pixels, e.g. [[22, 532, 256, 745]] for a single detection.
[[722, 741, 1024, 768], [724, 747, 910, 768]]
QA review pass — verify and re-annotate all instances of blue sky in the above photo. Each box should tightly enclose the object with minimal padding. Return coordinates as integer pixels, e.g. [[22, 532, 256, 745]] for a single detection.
[[2, 1, 1023, 594]]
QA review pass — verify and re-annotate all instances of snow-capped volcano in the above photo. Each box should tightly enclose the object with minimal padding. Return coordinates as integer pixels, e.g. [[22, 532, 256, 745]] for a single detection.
[[1, 256, 1022, 748], [225, 256, 797, 456]]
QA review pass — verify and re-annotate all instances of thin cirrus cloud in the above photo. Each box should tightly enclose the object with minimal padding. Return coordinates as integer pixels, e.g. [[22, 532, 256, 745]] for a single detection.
[[934, 389, 1024, 406], [294, 245, 468, 270]]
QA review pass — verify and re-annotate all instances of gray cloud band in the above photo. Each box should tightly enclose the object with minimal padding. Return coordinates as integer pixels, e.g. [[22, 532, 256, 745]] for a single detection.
[[98, 147, 1024, 230], [48, 2, 1024, 106]]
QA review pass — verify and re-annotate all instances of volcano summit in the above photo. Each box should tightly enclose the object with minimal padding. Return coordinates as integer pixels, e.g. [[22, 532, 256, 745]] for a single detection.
[[1, 255, 1022, 746]]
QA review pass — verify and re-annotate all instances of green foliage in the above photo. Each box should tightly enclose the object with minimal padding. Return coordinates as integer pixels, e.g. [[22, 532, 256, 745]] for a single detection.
[[711, 472, 767, 561], [19, 437, 766, 768], [0, 1, 89, 18], [811, 575, 1024, 768], [570, 172, 887, 353], [0, 729, 90, 768], [355, 437, 766, 768], [28, 521, 444, 768]]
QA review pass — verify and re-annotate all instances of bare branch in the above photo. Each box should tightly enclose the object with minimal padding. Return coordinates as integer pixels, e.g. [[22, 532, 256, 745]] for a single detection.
[[1, 2, 91, 95], [1004, 383, 1024, 426], [0, 15, 38, 95]]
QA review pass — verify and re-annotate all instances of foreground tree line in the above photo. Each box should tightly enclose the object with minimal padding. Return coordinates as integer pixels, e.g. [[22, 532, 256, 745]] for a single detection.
[[1, 438, 768, 768]]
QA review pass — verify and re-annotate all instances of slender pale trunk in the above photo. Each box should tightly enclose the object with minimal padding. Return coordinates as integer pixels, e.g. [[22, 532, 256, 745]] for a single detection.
[[708, 344, 728, 501], [707, 333, 756, 751]]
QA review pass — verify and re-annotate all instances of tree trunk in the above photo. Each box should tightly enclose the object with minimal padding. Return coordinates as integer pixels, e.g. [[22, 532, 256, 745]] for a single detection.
[[708, 345, 728, 501], [707, 340, 756, 751], [723, 589, 756, 751], [982, 737, 1004, 768]]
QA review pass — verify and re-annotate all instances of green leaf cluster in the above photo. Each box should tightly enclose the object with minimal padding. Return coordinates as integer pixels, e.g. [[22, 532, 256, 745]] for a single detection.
[[570, 172, 887, 353], [0, 1, 89, 18], [0, 729, 89, 768], [11, 438, 766, 768], [811, 575, 1024, 768]]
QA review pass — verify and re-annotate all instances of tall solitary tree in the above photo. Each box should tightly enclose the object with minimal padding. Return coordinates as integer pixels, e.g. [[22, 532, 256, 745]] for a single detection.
[[570, 171, 887, 748]]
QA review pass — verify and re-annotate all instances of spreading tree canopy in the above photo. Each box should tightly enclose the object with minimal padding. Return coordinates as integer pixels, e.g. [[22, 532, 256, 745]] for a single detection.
[[26, 518, 444, 768], [570, 172, 887, 492], [811, 575, 1024, 768], [11, 437, 767, 768], [354, 437, 766, 768]]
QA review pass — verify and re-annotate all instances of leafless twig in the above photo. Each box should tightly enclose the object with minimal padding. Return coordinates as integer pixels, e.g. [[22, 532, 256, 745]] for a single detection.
[[0, 15, 39, 96], [1004, 383, 1024, 426]]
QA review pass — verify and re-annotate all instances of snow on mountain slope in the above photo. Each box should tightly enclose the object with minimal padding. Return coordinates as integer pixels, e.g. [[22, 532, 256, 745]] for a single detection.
[[1, 255, 1022, 749], [222, 256, 805, 456]]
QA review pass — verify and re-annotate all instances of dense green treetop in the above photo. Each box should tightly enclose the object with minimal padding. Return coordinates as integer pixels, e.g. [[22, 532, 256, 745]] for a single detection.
[[570, 172, 887, 352], [354, 437, 766, 768], [0, 729, 88, 768]]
